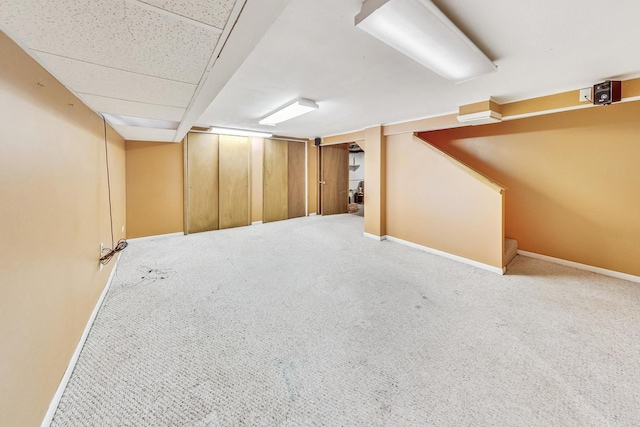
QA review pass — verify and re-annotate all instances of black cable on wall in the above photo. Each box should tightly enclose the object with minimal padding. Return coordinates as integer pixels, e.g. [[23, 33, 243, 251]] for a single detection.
[[100, 115, 127, 265]]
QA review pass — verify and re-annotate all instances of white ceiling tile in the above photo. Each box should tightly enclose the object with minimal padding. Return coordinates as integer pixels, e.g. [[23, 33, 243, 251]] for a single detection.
[[112, 125, 177, 142], [39, 53, 196, 108], [0, 0, 221, 83], [138, 0, 238, 29], [78, 94, 186, 121]]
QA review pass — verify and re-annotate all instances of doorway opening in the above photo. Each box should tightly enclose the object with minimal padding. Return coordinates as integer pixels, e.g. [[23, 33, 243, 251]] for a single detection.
[[348, 143, 364, 217]]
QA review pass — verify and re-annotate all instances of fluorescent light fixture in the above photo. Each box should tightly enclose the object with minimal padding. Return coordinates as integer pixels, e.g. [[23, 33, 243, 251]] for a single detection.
[[355, 0, 496, 83], [101, 113, 178, 130], [259, 98, 319, 126], [457, 110, 502, 125], [209, 127, 272, 138]]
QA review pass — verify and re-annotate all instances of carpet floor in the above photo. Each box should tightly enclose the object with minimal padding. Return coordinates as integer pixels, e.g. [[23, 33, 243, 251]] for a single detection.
[[52, 214, 640, 426]]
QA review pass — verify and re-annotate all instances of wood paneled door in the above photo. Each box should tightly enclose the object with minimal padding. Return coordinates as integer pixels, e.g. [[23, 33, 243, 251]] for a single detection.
[[263, 139, 289, 223], [287, 141, 306, 219], [320, 144, 348, 215], [186, 132, 219, 234], [218, 135, 250, 229]]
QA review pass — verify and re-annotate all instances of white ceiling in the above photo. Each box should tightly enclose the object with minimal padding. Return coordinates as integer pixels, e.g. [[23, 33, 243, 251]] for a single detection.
[[199, 0, 640, 138], [2, 0, 640, 141]]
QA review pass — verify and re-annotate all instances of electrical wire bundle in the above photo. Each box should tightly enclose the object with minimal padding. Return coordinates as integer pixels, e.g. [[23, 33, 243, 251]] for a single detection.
[[100, 239, 128, 265]]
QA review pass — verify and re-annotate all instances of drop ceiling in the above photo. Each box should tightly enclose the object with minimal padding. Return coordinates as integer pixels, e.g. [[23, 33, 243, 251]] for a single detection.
[[2, 0, 640, 141]]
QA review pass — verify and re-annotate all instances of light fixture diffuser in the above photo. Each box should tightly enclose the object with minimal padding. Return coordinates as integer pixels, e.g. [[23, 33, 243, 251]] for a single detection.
[[102, 113, 179, 130], [259, 98, 319, 126], [355, 0, 496, 83], [209, 127, 272, 138]]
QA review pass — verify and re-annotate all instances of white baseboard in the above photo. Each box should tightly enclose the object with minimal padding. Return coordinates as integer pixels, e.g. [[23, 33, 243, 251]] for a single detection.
[[126, 232, 183, 243], [363, 232, 386, 241], [40, 255, 121, 427], [251, 221, 263, 225], [517, 250, 640, 283], [385, 235, 505, 275]]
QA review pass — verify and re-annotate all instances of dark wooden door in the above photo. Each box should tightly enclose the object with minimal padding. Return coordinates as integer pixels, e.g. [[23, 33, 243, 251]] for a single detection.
[[320, 144, 349, 215]]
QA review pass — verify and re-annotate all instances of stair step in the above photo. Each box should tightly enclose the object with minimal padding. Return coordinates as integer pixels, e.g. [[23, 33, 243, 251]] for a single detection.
[[504, 238, 518, 267]]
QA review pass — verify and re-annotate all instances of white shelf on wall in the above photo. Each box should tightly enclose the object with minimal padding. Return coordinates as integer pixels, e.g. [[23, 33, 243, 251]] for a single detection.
[[349, 157, 360, 171]]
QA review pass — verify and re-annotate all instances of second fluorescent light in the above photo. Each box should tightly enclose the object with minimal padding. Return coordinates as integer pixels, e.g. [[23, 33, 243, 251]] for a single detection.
[[259, 98, 319, 126], [209, 127, 272, 138], [355, 0, 496, 83]]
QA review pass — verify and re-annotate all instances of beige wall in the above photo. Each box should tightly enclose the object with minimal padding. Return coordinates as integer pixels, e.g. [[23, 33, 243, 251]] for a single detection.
[[386, 133, 504, 268], [0, 31, 126, 426], [423, 100, 640, 276], [125, 140, 184, 238], [364, 126, 386, 237]]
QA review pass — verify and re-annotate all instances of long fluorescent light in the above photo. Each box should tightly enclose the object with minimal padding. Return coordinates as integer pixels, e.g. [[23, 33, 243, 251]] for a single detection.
[[101, 113, 178, 130], [259, 98, 319, 126], [209, 127, 272, 138], [355, 0, 496, 83]]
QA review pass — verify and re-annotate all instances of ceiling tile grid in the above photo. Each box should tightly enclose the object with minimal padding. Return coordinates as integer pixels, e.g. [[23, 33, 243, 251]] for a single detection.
[[38, 53, 197, 107], [0, 0, 247, 141], [0, 0, 222, 83], [138, 0, 237, 29], [78, 93, 186, 122]]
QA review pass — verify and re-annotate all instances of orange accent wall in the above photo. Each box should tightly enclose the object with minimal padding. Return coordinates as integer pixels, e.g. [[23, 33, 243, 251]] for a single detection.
[[0, 31, 125, 426], [422, 100, 640, 276], [125, 140, 184, 238], [386, 133, 504, 268]]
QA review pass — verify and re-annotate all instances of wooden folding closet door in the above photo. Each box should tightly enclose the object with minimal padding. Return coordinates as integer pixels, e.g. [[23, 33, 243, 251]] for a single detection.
[[218, 135, 250, 229], [263, 139, 288, 223], [186, 132, 219, 234], [287, 141, 306, 219]]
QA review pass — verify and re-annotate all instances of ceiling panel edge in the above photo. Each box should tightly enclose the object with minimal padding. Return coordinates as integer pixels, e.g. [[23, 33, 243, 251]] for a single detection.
[[112, 125, 178, 142], [173, 0, 293, 142]]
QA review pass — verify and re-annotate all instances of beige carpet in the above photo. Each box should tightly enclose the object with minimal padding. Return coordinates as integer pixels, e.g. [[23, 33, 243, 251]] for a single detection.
[[52, 214, 640, 426]]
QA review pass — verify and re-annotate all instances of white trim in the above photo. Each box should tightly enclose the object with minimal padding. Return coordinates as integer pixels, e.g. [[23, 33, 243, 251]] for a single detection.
[[309, 213, 317, 216], [517, 250, 640, 284], [319, 141, 358, 147], [456, 110, 502, 125], [503, 95, 640, 122], [386, 235, 505, 275], [251, 221, 263, 225], [270, 136, 309, 143], [502, 103, 593, 122], [322, 128, 368, 140], [384, 111, 458, 128], [40, 255, 121, 427], [126, 232, 183, 243], [363, 232, 387, 241]]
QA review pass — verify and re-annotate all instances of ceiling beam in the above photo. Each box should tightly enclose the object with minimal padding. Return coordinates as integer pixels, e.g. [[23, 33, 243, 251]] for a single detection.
[[173, 0, 292, 142]]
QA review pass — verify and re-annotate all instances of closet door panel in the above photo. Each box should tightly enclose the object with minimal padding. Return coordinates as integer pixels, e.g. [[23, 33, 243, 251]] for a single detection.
[[219, 135, 250, 229], [263, 139, 288, 223], [187, 133, 219, 233], [288, 141, 306, 219]]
